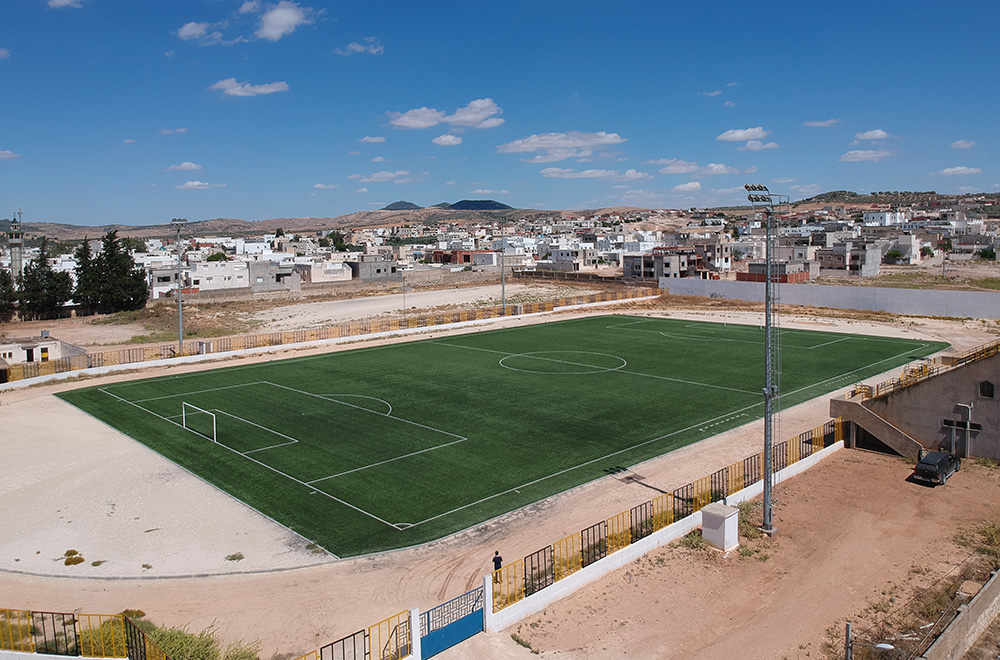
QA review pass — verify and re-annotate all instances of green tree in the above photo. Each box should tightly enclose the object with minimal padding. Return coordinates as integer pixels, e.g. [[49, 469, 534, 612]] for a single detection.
[[0, 268, 16, 321], [206, 251, 229, 262], [884, 249, 903, 263], [920, 246, 934, 258], [274, 227, 285, 237], [93, 230, 149, 313], [121, 236, 147, 253], [73, 238, 101, 313], [732, 249, 745, 262], [977, 247, 996, 261], [18, 238, 73, 320]]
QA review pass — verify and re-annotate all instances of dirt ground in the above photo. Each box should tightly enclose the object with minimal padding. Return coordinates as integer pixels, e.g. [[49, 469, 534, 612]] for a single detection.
[[2, 286, 999, 660]]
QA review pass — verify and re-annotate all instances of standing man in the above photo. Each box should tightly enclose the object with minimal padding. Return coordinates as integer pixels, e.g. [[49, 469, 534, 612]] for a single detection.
[[492, 550, 503, 582]]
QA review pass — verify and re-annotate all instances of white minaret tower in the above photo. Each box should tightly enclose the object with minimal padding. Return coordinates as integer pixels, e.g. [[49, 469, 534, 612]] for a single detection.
[[7, 209, 24, 277]]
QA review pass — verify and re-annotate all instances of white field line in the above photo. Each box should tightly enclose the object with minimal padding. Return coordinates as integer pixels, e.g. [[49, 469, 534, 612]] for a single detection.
[[405, 341, 930, 528], [127, 381, 268, 403], [432, 341, 759, 395], [97, 386, 401, 530], [264, 381, 467, 440], [211, 409, 301, 454], [307, 437, 469, 484], [806, 336, 851, 350]]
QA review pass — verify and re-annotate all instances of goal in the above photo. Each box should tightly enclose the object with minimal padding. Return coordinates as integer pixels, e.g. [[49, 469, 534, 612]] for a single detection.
[[181, 402, 217, 443]]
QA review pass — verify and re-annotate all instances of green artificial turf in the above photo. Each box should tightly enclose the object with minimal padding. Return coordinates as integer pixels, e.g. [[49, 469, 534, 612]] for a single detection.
[[57, 315, 948, 557]]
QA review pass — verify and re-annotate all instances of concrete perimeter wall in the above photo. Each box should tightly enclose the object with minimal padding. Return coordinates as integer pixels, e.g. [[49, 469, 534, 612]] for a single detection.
[[662, 279, 1000, 319], [921, 569, 1000, 660]]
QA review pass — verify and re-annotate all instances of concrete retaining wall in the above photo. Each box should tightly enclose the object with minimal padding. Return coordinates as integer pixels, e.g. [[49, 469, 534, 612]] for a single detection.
[[921, 569, 1000, 660], [662, 279, 1000, 319]]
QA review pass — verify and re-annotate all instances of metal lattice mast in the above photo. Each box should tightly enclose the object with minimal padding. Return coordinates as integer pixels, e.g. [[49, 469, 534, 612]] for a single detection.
[[745, 183, 788, 536]]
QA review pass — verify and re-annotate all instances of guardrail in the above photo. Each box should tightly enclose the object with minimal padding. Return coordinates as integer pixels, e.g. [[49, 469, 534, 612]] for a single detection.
[[845, 337, 1000, 401]]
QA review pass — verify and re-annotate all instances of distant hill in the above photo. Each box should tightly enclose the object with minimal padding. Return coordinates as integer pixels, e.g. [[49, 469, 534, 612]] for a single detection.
[[430, 202, 452, 209], [449, 200, 512, 210], [381, 201, 423, 211]]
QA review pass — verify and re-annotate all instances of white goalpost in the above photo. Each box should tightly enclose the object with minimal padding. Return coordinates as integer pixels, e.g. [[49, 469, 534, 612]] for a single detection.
[[181, 402, 217, 443]]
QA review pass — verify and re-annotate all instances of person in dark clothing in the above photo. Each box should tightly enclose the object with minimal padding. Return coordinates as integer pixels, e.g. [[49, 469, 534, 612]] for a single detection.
[[492, 550, 503, 581]]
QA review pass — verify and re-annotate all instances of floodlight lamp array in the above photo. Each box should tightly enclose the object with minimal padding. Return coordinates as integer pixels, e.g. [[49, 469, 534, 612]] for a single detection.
[[744, 183, 772, 204]]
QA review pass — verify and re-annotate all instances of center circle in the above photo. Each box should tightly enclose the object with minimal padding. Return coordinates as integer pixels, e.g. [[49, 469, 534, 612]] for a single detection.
[[498, 351, 627, 375]]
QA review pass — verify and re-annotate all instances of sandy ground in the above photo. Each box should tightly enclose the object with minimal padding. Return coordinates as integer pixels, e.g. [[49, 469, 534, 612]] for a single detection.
[[1, 291, 997, 659]]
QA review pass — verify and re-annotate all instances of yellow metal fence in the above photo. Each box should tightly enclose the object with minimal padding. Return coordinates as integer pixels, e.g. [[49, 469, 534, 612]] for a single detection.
[[492, 418, 846, 612], [0, 611, 164, 660], [3, 288, 659, 384]]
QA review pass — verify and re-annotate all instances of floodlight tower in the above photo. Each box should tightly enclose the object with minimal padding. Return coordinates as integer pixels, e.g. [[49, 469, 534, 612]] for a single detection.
[[171, 218, 187, 356], [744, 183, 788, 535]]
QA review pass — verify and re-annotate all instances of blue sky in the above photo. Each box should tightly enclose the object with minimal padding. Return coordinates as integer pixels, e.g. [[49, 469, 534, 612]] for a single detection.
[[1, 0, 997, 227]]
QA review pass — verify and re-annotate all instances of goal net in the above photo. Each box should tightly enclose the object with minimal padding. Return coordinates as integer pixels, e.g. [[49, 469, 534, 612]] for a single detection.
[[181, 402, 217, 443]]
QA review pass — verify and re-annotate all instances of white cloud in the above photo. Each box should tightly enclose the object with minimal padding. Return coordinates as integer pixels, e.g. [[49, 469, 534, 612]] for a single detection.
[[540, 167, 650, 181], [313, 183, 338, 189], [673, 181, 701, 192], [772, 177, 795, 184], [177, 22, 210, 40], [701, 90, 722, 96], [854, 129, 888, 140], [445, 98, 504, 128], [803, 119, 840, 127], [936, 166, 983, 176], [371, 156, 387, 162], [698, 163, 740, 176], [433, 134, 463, 146], [355, 187, 368, 193], [350, 170, 412, 184], [445, 180, 456, 186], [790, 184, 822, 195], [175, 181, 225, 190], [239, 1, 261, 13], [335, 37, 383, 56], [743, 166, 757, 174], [739, 140, 779, 151], [210, 78, 289, 97], [160, 128, 188, 135], [388, 107, 447, 129], [541, 168, 615, 179], [0, 49, 10, 60], [712, 187, 746, 195], [256, 1, 318, 41], [48, 0, 86, 7], [498, 131, 626, 163], [724, 101, 736, 107], [123, 139, 136, 144], [388, 98, 504, 130], [165, 161, 202, 171], [839, 150, 891, 162], [473, 189, 509, 194], [951, 140, 976, 150], [523, 149, 593, 163], [359, 136, 385, 143], [717, 127, 769, 142], [649, 158, 699, 174], [0, 150, 20, 160]]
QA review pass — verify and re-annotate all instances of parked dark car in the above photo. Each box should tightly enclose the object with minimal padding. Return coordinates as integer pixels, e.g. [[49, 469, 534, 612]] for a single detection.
[[913, 451, 961, 485]]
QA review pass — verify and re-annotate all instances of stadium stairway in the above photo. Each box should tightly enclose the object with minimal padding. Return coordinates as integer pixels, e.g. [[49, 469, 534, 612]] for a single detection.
[[830, 397, 922, 457]]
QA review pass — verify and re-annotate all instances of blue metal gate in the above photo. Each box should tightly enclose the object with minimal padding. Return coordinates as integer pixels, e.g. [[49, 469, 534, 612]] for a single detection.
[[419, 587, 483, 658]]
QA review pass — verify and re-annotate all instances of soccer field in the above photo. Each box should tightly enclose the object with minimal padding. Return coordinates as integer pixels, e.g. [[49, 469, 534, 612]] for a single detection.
[[58, 315, 948, 557]]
